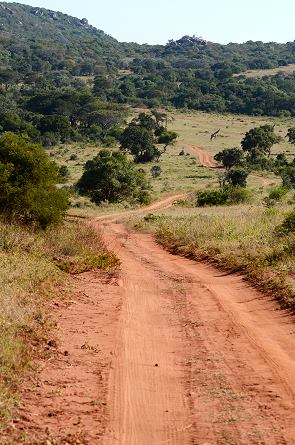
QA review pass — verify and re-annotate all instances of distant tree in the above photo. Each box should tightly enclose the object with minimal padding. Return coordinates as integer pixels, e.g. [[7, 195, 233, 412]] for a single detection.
[[37, 115, 72, 142], [214, 148, 244, 170], [241, 125, 280, 157], [274, 153, 289, 167], [0, 133, 68, 227], [280, 166, 295, 189], [224, 168, 249, 187], [59, 165, 70, 180], [77, 149, 151, 204], [93, 75, 113, 99], [120, 123, 159, 163], [151, 165, 162, 178], [157, 131, 178, 154], [287, 127, 295, 145]]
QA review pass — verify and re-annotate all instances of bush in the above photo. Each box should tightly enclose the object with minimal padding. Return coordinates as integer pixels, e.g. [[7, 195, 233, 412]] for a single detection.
[[276, 209, 295, 234], [197, 189, 228, 206], [264, 186, 288, 207], [151, 165, 162, 178], [77, 149, 151, 205], [0, 132, 68, 227], [197, 186, 251, 207], [281, 166, 295, 188], [226, 186, 253, 204], [224, 168, 249, 187]]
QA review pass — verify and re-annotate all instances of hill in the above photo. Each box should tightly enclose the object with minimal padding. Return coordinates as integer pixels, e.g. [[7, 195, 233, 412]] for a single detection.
[[2, 3, 295, 116]]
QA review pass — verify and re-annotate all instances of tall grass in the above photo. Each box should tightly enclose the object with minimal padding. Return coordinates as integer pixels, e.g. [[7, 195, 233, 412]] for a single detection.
[[0, 219, 117, 428]]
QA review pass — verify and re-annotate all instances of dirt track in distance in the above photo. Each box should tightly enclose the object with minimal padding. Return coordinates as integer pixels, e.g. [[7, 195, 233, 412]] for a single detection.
[[12, 194, 295, 444], [190, 145, 217, 168]]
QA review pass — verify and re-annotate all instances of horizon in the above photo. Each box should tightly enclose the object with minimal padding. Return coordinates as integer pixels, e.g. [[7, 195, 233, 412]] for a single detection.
[[1, 0, 295, 45]]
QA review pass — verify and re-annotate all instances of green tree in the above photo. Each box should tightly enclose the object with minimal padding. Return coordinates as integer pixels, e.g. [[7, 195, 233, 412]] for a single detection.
[[214, 148, 244, 170], [241, 125, 280, 157], [0, 133, 68, 227], [287, 128, 295, 145], [37, 115, 72, 142], [280, 166, 295, 188], [157, 130, 178, 154], [224, 168, 249, 187], [77, 149, 151, 204], [120, 123, 159, 163]]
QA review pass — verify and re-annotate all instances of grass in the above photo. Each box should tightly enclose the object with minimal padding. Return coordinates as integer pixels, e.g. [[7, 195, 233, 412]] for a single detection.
[[233, 64, 295, 78], [0, 219, 117, 431], [129, 193, 295, 308], [48, 109, 293, 214]]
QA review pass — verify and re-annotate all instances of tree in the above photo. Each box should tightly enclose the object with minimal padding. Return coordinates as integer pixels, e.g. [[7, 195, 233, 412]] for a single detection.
[[241, 125, 280, 157], [0, 133, 68, 227], [120, 123, 159, 163], [214, 148, 244, 169], [287, 127, 295, 145], [37, 115, 72, 142], [77, 149, 151, 204], [280, 166, 295, 188], [157, 131, 178, 153], [224, 168, 249, 187]]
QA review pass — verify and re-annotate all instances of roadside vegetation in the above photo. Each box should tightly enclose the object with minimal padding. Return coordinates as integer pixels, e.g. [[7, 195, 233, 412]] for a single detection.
[[0, 219, 118, 430], [0, 131, 118, 429], [131, 195, 295, 308]]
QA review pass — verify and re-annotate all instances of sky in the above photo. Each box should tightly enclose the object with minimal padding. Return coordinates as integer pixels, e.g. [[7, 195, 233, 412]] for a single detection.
[[3, 0, 295, 45]]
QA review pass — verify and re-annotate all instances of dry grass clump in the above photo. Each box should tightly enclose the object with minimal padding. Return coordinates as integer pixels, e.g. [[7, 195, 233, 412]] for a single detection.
[[0, 219, 116, 427], [132, 204, 295, 307]]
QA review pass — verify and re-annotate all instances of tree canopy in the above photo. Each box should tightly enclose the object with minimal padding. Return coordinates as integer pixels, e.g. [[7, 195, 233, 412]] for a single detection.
[[77, 149, 151, 204], [0, 132, 68, 227]]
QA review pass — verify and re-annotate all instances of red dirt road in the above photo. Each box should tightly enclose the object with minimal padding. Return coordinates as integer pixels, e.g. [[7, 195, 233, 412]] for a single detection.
[[190, 145, 217, 168], [12, 197, 295, 444], [98, 223, 295, 444]]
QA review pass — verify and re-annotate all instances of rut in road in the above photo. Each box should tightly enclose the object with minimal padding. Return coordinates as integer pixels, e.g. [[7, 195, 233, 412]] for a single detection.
[[99, 221, 295, 445]]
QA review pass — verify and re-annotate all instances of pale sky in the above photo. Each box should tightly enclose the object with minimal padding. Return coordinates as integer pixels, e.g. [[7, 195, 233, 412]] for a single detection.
[[4, 0, 295, 45]]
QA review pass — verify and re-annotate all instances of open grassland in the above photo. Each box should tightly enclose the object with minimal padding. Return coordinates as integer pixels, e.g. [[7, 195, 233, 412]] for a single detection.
[[233, 63, 295, 78], [48, 109, 294, 214], [129, 191, 295, 308], [0, 219, 117, 429]]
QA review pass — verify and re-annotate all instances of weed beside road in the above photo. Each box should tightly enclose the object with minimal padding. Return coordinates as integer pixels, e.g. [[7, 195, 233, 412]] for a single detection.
[[0, 219, 117, 429]]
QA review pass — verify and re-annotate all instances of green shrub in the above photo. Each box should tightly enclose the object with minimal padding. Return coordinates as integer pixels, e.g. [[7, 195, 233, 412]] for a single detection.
[[197, 189, 229, 206], [281, 166, 295, 188], [0, 133, 68, 228], [276, 209, 295, 234], [226, 186, 253, 204], [264, 186, 288, 206], [151, 165, 162, 178], [197, 186, 251, 207]]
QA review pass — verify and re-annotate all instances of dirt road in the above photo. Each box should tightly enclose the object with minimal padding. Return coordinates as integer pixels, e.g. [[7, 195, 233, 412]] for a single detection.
[[98, 222, 295, 444], [190, 145, 217, 168], [14, 197, 295, 444]]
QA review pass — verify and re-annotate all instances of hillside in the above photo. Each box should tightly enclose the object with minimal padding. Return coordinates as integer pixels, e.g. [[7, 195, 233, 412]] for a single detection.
[[2, 2, 295, 116]]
